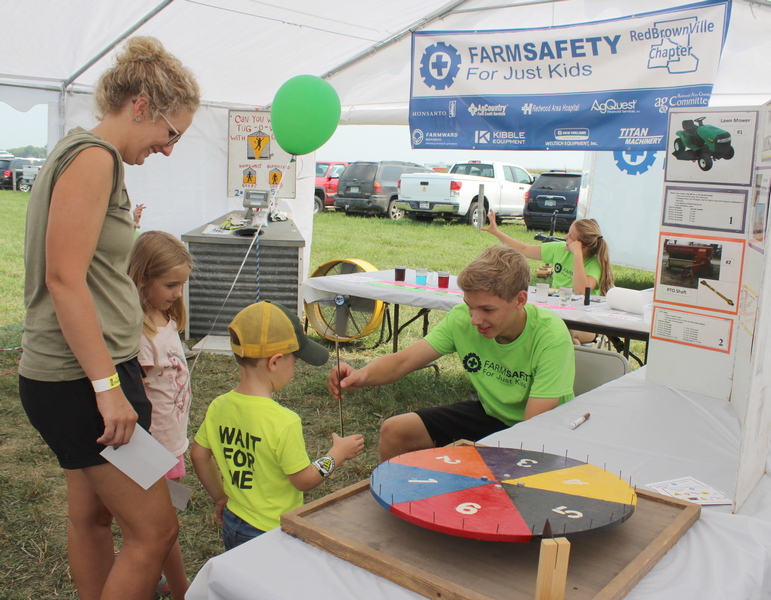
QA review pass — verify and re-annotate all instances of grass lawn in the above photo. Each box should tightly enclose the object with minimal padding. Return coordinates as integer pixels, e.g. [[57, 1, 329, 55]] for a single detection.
[[0, 195, 654, 599]]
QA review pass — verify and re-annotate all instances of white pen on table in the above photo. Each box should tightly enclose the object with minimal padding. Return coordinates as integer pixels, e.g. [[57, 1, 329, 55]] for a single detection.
[[570, 412, 590, 430]]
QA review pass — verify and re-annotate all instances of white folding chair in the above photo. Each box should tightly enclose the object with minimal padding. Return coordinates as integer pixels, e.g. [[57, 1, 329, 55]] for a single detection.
[[573, 345, 631, 396]]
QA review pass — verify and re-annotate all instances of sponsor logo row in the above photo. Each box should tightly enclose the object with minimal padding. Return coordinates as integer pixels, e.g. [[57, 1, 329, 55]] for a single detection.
[[412, 126, 663, 146], [412, 93, 708, 121]]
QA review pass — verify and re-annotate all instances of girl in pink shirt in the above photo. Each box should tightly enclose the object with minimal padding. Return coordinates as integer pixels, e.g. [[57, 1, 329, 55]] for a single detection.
[[129, 230, 193, 599]]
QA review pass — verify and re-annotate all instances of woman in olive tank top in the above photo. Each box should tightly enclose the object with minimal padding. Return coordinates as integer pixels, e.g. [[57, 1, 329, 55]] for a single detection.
[[18, 36, 199, 600]]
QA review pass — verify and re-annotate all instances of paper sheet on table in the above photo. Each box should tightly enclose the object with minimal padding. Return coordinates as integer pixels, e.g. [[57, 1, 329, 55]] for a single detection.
[[100, 426, 177, 490], [646, 476, 732, 505], [202, 223, 232, 236]]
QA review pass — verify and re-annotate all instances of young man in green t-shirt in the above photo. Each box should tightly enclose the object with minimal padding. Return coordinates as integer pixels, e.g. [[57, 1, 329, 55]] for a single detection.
[[328, 246, 575, 462]]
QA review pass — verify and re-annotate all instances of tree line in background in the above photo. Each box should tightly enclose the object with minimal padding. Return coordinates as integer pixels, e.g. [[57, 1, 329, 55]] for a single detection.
[[5, 145, 46, 158]]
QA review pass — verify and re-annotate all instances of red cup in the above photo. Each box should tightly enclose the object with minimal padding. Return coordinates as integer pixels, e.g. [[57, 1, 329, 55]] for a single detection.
[[438, 271, 450, 289]]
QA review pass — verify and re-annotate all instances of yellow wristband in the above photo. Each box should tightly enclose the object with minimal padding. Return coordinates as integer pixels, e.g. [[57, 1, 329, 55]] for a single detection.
[[92, 373, 120, 393]]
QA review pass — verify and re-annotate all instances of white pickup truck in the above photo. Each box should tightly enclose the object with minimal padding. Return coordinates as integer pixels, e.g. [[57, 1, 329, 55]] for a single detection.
[[20, 164, 43, 192], [396, 161, 534, 226]]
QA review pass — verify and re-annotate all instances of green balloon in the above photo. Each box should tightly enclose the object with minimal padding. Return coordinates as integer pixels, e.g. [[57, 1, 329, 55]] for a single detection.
[[271, 75, 341, 156]]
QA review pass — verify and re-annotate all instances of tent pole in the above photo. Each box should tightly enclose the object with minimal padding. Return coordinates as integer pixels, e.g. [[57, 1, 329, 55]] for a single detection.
[[58, 0, 176, 138], [318, 0, 470, 81]]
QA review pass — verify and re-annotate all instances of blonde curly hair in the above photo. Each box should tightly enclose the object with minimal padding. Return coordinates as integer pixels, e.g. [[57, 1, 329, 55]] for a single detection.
[[94, 36, 200, 121]]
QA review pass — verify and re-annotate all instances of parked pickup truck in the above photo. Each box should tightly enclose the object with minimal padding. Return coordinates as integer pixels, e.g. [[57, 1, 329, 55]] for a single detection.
[[314, 161, 348, 213], [21, 164, 43, 192], [396, 161, 534, 226], [0, 157, 44, 192]]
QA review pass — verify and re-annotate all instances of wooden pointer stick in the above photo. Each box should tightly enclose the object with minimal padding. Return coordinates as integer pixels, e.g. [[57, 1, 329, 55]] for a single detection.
[[335, 334, 345, 437]]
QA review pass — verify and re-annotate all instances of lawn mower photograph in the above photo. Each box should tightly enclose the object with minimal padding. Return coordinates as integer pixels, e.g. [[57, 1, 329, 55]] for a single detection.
[[671, 117, 735, 171]]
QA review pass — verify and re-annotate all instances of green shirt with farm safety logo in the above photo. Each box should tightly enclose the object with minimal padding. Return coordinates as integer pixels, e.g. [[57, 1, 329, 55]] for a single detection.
[[541, 241, 602, 295], [424, 303, 574, 426]]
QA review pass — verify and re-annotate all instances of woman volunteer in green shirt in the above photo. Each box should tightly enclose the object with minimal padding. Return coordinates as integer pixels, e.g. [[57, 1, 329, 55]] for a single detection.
[[484, 213, 615, 344]]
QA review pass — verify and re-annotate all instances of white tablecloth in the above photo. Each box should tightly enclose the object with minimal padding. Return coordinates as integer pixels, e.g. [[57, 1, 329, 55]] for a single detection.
[[301, 268, 650, 336], [187, 369, 771, 600]]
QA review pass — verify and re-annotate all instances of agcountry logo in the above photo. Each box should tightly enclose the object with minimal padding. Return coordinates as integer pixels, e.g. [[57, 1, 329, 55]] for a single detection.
[[468, 103, 507, 117]]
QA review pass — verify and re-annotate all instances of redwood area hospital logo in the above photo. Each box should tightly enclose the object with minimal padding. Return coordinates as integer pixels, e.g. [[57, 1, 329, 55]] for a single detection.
[[419, 42, 462, 90]]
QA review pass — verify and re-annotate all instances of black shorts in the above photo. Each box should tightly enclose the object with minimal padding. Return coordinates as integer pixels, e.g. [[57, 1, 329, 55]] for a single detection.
[[415, 400, 509, 448], [19, 358, 151, 470]]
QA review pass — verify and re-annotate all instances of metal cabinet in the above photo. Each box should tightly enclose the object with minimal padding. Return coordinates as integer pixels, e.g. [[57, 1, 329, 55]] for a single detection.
[[182, 216, 305, 338]]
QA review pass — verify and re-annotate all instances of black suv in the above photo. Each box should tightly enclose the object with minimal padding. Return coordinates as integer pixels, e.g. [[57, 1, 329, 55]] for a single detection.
[[523, 172, 583, 231], [0, 157, 44, 191], [334, 161, 434, 219]]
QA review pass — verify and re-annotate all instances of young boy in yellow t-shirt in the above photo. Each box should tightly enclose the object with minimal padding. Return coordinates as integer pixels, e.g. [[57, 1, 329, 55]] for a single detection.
[[191, 301, 364, 550]]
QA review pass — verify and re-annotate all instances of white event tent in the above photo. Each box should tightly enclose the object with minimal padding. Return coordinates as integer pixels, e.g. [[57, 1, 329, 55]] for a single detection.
[[3, 0, 771, 272], [5, 3, 771, 595]]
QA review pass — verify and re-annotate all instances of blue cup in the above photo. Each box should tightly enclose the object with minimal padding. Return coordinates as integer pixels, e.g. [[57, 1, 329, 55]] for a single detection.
[[416, 268, 428, 286]]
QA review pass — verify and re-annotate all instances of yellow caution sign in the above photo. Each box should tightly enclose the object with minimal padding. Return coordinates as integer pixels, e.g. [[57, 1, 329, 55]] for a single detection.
[[243, 167, 256, 184], [248, 135, 270, 159], [269, 168, 283, 187]]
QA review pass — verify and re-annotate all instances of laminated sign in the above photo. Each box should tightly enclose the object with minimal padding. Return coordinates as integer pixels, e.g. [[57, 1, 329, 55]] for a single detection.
[[409, 0, 730, 152], [227, 110, 296, 198]]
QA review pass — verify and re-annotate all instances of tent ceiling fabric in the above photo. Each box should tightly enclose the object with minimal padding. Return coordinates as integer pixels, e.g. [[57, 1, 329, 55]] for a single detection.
[[1, 0, 454, 108], [2, 0, 770, 118]]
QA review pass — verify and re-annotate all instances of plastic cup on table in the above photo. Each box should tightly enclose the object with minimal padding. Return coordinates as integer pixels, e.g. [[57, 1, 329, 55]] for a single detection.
[[559, 286, 573, 306], [416, 268, 428, 286], [437, 271, 450, 289], [535, 283, 548, 303], [394, 265, 406, 282]]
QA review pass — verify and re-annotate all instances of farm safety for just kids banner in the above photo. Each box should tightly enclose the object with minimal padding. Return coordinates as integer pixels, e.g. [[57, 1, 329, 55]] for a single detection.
[[409, 0, 730, 152]]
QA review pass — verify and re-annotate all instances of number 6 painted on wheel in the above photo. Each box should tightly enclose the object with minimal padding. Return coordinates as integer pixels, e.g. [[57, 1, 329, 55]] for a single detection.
[[456, 502, 481, 515]]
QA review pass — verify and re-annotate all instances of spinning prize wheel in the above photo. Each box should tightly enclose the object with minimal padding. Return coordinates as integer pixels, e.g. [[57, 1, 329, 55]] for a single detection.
[[371, 446, 637, 542], [304, 258, 385, 342]]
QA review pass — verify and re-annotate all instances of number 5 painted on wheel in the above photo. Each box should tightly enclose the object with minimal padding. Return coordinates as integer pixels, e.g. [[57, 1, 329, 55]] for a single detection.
[[552, 505, 583, 519]]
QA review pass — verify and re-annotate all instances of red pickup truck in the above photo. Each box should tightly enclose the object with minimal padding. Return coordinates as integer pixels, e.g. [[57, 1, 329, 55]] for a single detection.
[[315, 161, 348, 213]]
